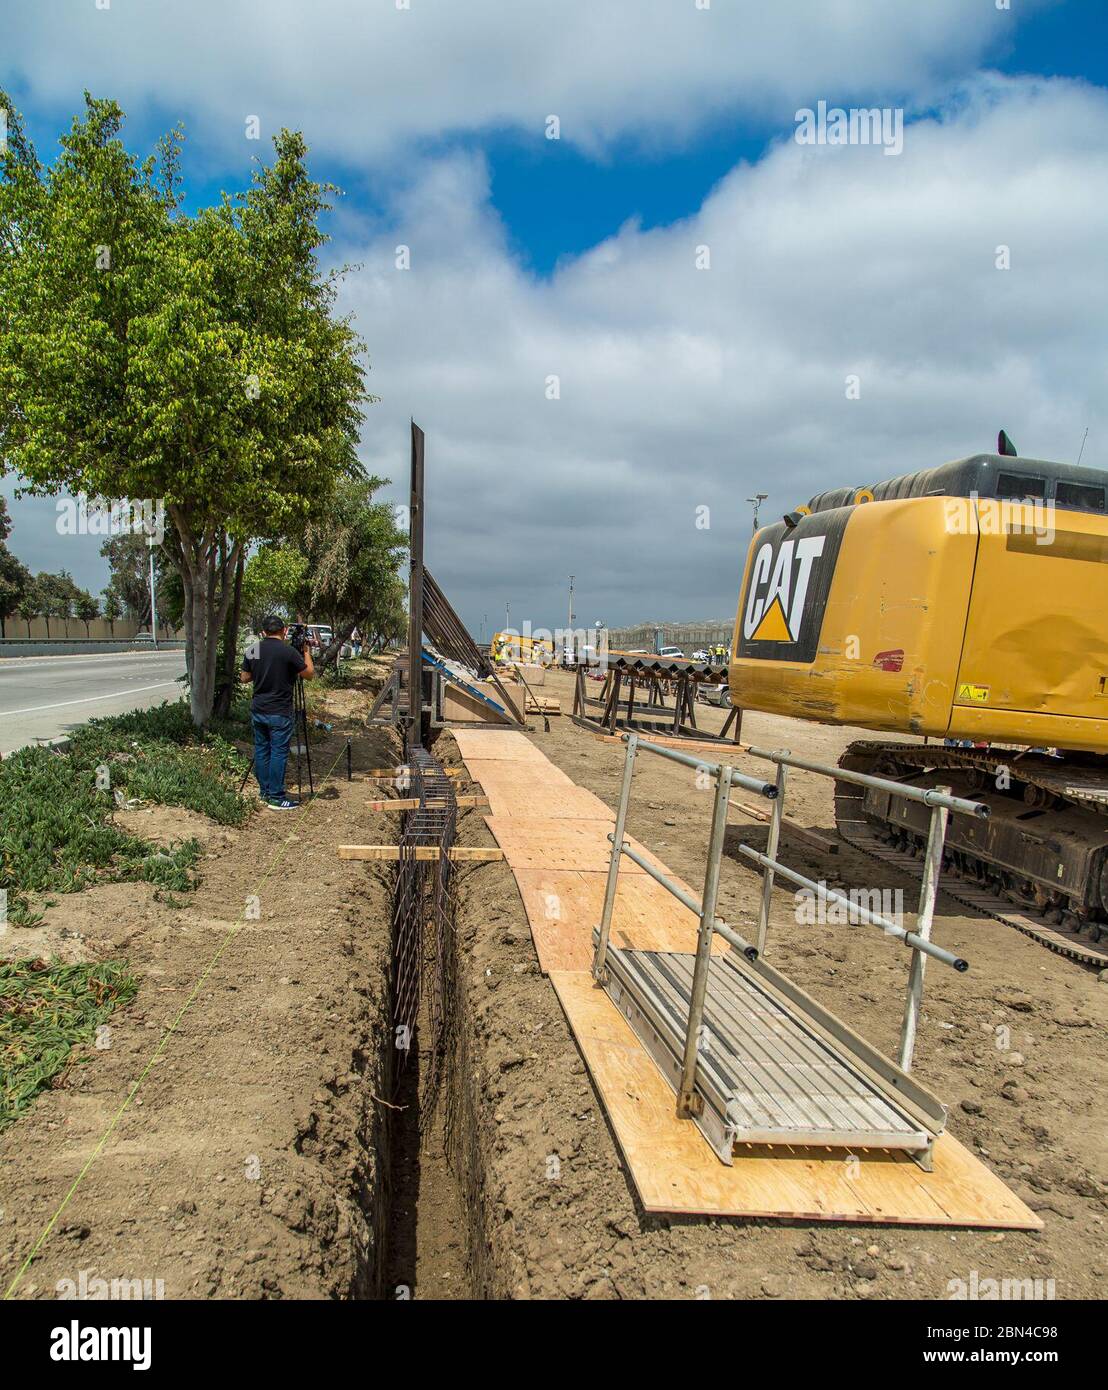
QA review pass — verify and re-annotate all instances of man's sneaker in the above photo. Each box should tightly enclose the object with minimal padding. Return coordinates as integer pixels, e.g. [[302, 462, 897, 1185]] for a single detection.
[[266, 796, 300, 811]]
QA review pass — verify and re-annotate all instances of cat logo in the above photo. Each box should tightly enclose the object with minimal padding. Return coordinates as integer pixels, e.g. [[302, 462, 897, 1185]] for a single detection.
[[742, 535, 826, 644]]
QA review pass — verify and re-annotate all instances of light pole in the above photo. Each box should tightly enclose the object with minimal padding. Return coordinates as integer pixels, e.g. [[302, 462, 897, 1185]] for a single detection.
[[747, 493, 769, 535], [146, 534, 159, 649]]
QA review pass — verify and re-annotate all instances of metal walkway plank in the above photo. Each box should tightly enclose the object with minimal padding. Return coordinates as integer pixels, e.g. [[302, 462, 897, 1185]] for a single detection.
[[604, 943, 934, 1163]]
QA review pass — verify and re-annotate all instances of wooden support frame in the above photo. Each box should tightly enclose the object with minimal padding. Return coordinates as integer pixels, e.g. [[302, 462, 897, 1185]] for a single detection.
[[339, 844, 504, 862], [366, 794, 489, 811]]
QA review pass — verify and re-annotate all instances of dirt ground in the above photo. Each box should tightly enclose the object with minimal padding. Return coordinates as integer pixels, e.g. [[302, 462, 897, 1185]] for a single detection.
[[2, 663, 1104, 1301], [440, 667, 1107, 1300], [0, 696, 403, 1301]]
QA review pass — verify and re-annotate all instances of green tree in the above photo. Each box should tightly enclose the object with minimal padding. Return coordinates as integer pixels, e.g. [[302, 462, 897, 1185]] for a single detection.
[[0, 93, 370, 723], [303, 478, 407, 667], [101, 532, 154, 620], [248, 477, 406, 669], [73, 588, 100, 636], [101, 583, 123, 635], [241, 546, 309, 631], [16, 575, 42, 637], [0, 496, 32, 638], [34, 570, 76, 637]]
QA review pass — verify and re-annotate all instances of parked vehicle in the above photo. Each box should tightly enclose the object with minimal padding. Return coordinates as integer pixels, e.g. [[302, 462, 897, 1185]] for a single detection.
[[656, 645, 686, 661], [701, 682, 732, 707]]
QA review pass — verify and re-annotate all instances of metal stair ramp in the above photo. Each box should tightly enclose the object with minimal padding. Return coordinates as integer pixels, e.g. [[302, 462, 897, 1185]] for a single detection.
[[597, 933, 947, 1169]]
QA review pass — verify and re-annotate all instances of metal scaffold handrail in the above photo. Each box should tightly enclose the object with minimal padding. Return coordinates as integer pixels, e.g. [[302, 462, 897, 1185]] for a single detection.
[[592, 732, 983, 1156]]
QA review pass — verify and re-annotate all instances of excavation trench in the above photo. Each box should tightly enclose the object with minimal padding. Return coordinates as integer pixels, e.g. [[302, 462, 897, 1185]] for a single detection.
[[368, 741, 493, 1300]]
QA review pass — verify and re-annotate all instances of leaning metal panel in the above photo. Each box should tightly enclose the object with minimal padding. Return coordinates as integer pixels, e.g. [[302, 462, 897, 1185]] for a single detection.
[[598, 937, 943, 1166]]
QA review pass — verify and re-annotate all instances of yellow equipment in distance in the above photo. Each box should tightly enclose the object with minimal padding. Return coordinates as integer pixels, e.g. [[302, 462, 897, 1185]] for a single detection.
[[492, 631, 556, 665]]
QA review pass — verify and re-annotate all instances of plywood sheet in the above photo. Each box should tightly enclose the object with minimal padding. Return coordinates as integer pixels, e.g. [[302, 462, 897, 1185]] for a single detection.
[[485, 816, 679, 876], [451, 729, 547, 762], [550, 970, 1042, 1228], [463, 759, 611, 820], [512, 868, 729, 972]]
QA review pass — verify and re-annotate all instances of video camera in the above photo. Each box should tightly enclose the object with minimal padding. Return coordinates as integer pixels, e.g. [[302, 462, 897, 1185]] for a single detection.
[[287, 622, 308, 654]]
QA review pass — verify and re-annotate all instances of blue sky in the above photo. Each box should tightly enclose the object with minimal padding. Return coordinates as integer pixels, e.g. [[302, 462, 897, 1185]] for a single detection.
[[3, 0, 1107, 633]]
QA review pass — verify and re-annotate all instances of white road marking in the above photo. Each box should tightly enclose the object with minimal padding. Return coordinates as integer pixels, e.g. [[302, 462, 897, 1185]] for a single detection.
[[2, 681, 183, 717]]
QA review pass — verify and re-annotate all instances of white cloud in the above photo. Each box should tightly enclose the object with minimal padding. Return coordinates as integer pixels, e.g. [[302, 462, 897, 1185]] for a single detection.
[[340, 76, 1108, 630], [6, 0, 1032, 162]]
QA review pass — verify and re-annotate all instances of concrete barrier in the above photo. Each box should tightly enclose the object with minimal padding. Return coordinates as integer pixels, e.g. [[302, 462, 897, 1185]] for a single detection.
[[0, 639, 186, 659]]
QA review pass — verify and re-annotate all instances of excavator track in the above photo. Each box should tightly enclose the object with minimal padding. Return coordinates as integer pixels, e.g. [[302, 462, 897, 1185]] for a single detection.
[[835, 742, 1108, 971]]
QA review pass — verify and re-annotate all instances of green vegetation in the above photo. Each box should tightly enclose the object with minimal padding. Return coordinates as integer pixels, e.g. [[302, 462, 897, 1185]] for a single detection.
[[0, 92, 373, 725], [243, 475, 407, 667], [0, 958, 138, 1130], [0, 700, 251, 925]]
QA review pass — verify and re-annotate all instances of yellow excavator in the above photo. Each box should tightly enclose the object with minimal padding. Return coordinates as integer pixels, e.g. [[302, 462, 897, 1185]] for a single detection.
[[728, 434, 1108, 965]]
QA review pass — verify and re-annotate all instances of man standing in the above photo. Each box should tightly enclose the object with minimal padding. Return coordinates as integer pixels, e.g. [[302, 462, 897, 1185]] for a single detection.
[[240, 616, 315, 810]]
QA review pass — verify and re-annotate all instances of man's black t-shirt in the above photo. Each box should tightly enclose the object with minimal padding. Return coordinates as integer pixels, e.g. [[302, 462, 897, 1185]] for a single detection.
[[241, 637, 306, 717]]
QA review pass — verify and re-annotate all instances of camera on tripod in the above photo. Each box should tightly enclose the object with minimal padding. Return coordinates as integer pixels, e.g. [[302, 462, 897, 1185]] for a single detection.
[[287, 622, 309, 655]]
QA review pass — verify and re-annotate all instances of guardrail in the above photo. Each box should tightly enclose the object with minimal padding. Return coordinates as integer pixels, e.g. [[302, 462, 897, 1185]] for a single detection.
[[593, 733, 984, 1121]]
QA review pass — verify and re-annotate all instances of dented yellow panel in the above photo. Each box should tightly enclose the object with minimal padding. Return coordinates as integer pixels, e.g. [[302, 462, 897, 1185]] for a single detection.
[[952, 501, 1108, 739], [730, 490, 1108, 752]]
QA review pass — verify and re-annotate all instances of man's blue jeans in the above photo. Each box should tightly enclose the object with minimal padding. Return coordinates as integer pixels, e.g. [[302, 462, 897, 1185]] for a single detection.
[[252, 712, 294, 801]]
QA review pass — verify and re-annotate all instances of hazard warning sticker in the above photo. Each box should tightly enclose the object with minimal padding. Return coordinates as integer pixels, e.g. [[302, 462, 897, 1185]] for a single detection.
[[957, 683, 990, 704]]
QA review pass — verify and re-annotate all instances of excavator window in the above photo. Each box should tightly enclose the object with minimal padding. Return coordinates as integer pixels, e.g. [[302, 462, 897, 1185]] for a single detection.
[[996, 472, 1045, 500], [1056, 480, 1106, 512]]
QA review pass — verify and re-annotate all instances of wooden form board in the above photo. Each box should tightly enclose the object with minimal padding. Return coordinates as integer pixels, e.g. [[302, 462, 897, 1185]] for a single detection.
[[550, 970, 1042, 1229], [338, 845, 504, 862]]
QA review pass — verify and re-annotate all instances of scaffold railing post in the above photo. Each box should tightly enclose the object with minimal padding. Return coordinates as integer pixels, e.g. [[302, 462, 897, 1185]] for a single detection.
[[898, 789, 951, 1072], [677, 762, 733, 1117], [755, 752, 789, 956], [593, 732, 639, 983]]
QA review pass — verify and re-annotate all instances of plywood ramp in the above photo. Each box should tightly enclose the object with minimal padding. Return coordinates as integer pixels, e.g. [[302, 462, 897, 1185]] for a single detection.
[[447, 727, 1041, 1228], [452, 729, 548, 762], [550, 970, 1041, 1228], [512, 869, 731, 973], [462, 759, 609, 820]]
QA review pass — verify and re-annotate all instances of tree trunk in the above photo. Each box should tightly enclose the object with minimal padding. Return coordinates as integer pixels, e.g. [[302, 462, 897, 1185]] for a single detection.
[[315, 614, 363, 672], [213, 550, 245, 720], [167, 505, 243, 727]]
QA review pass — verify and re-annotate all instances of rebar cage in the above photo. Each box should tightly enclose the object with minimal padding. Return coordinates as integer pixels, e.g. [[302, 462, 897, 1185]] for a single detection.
[[390, 744, 458, 1119]]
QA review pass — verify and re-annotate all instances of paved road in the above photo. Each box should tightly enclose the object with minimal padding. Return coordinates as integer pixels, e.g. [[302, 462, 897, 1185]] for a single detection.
[[0, 650, 188, 755]]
